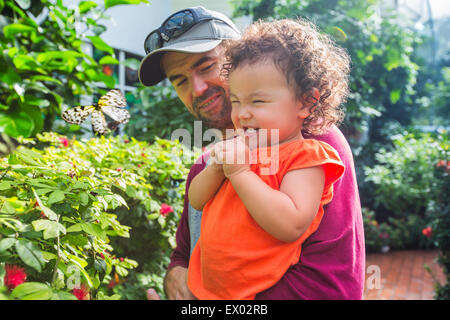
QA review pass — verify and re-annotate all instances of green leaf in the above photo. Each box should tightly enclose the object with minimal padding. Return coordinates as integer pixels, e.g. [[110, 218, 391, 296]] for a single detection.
[[87, 36, 113, 55], [32, 219, 66, 239], [104, 0, 147, 9], [78, 0, 98, 14], [51, 291, 78, 300], [0, 181, 11, 190], [15, 240, 45, 272], [115, 265, 128, 277], [0, 238, 16, 252], [79, 192, 89, 206], [97, 292, 121, 300], [3, 23, 35, 38], [99, 56, 119, 65], [48, 190, 65, 205], [94, 259, 107, 281], [12, 54, 40, 71], [0, 112, 34, 138], [64, 234, 88, 247], [68, 261, 93, 288], [11, 282, 53, 300], [66, 223, 83, 233], [122, 58, 140, 70], [390, 89, 401, 104], [32, 189, 58, 220], [81, 223, 107, 241], [97, 72, 115, 88], [0, 263, 5, 287]]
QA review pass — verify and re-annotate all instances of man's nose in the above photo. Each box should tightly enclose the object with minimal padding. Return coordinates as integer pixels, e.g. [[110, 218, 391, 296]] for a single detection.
[[191, 75, 208, 97]]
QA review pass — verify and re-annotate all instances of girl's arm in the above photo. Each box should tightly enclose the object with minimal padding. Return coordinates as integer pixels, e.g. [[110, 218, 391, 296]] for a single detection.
[[188, 157, 226, 211], [228, 166, 325, 243]]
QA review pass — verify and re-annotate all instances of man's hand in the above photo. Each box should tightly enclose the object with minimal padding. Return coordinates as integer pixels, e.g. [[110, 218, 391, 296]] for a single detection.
[[146, 288, 161, 300], [163, 266, 197, 300]]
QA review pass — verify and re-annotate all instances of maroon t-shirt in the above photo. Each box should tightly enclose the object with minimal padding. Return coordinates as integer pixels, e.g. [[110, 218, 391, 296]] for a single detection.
[[168, 125, 365, 299]]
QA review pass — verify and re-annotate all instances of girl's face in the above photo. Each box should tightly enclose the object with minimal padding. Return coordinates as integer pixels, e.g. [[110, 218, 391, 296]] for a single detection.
[[229, 60, 309, 147]]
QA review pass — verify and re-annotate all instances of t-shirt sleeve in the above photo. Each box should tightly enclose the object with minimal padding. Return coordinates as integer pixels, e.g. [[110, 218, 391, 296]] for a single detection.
[[280, 141, 345, 200], [167, 153, 208, 270]]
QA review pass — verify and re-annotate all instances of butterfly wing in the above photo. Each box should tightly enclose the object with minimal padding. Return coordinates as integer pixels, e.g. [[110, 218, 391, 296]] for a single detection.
[[102, 106, 130, 124], [91, 110, 109, 135], [61, 105, 95, 124], [98, 89, 127, 109]]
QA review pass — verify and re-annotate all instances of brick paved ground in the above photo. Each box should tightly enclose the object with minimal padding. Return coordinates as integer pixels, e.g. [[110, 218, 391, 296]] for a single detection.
[[363, 250, 445, 300]]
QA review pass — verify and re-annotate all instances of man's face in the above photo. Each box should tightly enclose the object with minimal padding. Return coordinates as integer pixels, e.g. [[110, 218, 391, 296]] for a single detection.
[[161, 47, 234, 129]]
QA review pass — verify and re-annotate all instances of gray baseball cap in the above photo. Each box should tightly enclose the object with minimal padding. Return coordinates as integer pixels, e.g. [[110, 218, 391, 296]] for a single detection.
[[138, 6, 241, 86]]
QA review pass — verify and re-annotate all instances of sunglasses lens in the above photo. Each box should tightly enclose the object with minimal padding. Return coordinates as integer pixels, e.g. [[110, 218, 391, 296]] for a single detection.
[[165, 11, 195, 37], [144, 9, 213, 54], [144, 31, 161, 54]]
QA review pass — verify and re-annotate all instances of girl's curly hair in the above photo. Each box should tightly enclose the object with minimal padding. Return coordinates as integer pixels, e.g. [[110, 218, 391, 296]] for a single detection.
[[222, 18, 351, 135]]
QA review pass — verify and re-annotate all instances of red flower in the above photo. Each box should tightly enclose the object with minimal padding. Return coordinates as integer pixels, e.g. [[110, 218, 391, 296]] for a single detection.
[[72, 284, 90, 300], [436, 160, 447, 167], [4, 264, 27, 290], [378, 233, 390, 239], [141, 153, 146, 158], [124, 139, 130, 144], [107, 279, 117, 289], [116, 168, 122, 172], [422, 227, 432, 238], [160, 203, 174, 217], [102, 65, 113, 76], [59, 137, 69, 147]]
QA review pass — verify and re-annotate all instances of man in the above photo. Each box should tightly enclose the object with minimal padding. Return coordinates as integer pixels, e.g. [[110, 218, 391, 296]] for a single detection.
[[139, 6, 365, 300]]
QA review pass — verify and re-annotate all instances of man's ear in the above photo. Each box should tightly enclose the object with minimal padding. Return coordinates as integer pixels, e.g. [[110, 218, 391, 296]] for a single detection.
[[298, 88, 320, 119]]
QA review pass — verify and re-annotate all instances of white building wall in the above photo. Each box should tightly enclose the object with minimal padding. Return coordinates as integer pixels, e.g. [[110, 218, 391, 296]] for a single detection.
[[64, 0, 172, 56]]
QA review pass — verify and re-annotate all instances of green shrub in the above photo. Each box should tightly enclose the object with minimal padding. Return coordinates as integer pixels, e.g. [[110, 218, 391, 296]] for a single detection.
[[0, 0, 147, 138], [125, 85, 194, 142], [364, 130, 448, 250], [365, 131, 448, 218], [0, 132, 197, 299], [428, 159, 450, 299], [362, 207, 391, 253]]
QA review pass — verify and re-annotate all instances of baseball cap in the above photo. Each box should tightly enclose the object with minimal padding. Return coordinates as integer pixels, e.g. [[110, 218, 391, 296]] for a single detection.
[[138, 6, 241, 86]]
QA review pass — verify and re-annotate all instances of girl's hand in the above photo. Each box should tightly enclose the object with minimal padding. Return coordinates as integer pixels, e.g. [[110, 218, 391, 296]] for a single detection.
[[214, 136, 251, 178], [209, 146, 224, 175]]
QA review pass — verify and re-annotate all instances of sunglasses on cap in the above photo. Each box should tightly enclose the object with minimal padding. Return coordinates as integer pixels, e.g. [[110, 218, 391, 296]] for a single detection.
[[144, 8, 223, 55]]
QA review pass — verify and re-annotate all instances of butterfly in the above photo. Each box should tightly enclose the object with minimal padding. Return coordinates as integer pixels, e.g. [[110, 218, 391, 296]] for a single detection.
[[61, 89, 130, 135]]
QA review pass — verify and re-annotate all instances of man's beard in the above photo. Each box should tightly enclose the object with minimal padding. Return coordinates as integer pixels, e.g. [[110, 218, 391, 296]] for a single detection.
[[192, 86, 233, 129]]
